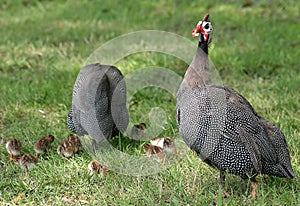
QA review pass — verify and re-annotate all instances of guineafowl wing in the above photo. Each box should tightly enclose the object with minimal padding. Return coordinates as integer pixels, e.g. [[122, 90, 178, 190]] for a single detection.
[[177, 84, 277, 165], [237, 127, 262, 173], [224, 86, 277, 164]]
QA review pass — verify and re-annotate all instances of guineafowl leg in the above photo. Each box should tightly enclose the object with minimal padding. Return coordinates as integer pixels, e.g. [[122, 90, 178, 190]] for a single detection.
[[249, 177, 258, 199], [220, 171, 231, 197], [25, 166, 29, 173], [220, 170, 225, 186], [9, 152, 13, 162]]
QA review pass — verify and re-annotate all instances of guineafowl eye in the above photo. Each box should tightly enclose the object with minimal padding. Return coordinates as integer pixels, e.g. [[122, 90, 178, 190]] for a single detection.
[[204, 23, 210, 29]]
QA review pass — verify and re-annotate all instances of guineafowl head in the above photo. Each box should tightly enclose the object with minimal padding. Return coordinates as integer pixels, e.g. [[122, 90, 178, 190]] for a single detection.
[[192, 14, 213, 45]]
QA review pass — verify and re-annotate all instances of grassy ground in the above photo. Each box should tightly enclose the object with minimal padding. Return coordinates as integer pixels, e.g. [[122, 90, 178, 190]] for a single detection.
[[0, 0, 299, 205]]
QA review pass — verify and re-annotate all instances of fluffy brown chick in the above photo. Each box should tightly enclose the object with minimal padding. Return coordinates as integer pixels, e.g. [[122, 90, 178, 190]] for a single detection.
[[144, 143, 165, 163], [130, 123, 146, 140], [57, 139, 75, 158], [18, 154, 38, 172], [88, 160, 108, 176], [150, 137, 177, 156], [6, 138, 22, 162], [67, 134, 82, 153], [34, 135, 55, 158]]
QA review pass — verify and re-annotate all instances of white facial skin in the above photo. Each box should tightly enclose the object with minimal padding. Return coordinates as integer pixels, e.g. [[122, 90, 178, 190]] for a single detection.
[[202, 21, 213, 35], [199, 20, 213, 43]]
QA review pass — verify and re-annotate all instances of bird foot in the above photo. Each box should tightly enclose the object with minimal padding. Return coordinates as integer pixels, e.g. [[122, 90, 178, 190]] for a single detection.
[[9, 153, 14, 162], [248, 181, 258, 199]]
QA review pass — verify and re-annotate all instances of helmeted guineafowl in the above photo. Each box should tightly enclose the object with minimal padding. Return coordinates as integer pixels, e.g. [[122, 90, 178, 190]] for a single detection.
[[67, 63, 129, 142], [176, 14, 295, 198]]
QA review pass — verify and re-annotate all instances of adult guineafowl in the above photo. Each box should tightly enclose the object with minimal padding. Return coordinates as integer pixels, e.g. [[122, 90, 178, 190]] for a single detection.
[[67, 63, 129, 142], [176, 14, 294, 198]]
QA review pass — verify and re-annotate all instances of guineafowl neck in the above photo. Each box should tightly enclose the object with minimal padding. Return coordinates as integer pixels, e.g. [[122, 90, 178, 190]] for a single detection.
[[183, 41, 211, 88], [199, 41, 208, 54]]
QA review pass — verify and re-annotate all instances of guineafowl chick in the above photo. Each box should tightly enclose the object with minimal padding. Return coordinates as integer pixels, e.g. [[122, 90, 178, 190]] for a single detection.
[[88, 160, 108, 176], [34, 135, 55, 158], [144, 143, 166, 163], [57, 140, 75, 158], [130, 123, 146, 140], [6, 138, 22, 162], [18, 154, 38, 173], [150, 137, 177, 156], [67, 134, 82, 153], [176, 14, 295, 198]]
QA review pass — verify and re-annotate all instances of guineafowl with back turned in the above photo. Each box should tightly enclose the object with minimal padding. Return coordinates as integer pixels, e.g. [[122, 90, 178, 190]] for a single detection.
[[176, 14, 294, 198], [67, 63, 129, 143]]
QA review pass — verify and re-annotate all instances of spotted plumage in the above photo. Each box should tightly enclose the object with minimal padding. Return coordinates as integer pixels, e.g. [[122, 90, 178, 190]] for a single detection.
[[176, 14, 294, 198], [67, 109, 76, 134]]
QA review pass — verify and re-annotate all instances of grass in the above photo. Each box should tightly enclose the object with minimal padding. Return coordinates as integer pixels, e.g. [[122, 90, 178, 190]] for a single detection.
[[0, 0, 299, 205]]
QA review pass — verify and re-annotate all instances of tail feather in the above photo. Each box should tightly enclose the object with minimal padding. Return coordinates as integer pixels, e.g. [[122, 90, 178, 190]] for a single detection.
[[270, 164, 295, 179], [281, 164, 295, 179]]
